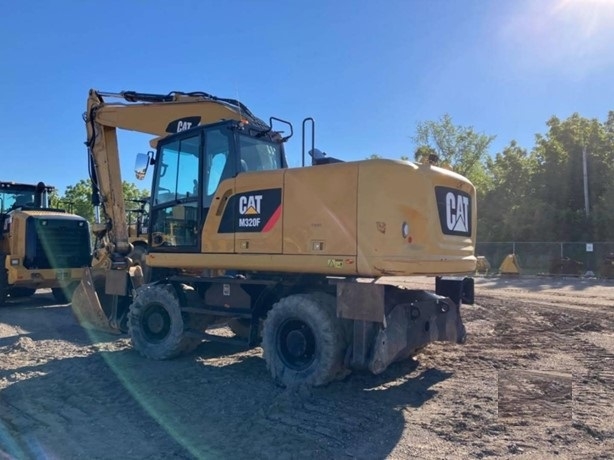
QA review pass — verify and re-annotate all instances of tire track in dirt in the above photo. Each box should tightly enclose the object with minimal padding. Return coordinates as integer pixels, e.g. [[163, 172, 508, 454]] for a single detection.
[[408, 285, 614, 458]]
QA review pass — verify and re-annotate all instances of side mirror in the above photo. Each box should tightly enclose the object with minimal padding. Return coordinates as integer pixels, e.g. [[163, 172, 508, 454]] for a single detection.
[[134, 152, 153, 180]]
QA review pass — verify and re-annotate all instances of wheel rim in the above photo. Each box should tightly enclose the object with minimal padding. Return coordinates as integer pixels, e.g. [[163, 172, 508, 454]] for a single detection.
[[140, 303, 171, 343], [276, 318, 316, 371]]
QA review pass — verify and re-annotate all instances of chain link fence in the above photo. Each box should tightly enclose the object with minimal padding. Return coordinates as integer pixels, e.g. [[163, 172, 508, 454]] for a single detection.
[[475, 242, 614, 277]]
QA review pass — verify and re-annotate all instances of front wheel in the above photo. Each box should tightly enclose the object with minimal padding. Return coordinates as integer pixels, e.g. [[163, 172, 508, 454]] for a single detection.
[[128, 284, 200, 360], [262, 293, 348, 387]]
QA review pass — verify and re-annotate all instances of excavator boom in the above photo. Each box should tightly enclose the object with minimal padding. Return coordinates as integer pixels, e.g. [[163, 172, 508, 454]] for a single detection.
[[89, 90, 268, 137]]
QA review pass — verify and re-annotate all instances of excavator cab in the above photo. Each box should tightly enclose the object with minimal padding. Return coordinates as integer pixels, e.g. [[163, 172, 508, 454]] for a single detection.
[[146, 119, 287, 251]]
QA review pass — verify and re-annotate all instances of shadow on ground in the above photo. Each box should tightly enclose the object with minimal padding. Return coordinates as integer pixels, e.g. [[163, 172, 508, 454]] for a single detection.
[[1, 337, 451, 459]]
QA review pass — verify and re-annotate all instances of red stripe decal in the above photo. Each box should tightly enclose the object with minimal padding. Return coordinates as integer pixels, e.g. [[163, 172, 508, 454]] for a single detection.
[[262, 205, 282, 232]]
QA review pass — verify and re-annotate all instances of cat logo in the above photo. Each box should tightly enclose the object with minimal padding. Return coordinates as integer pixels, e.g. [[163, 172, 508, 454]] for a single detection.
[[239, 195, 262, 215], [218, 188, 282, 234], [176, 120, 193, 132], [446, 192, 469, 233], [435, 186, 471, 237], [165, 116, 202, 134], [238, 195, 263, 228]]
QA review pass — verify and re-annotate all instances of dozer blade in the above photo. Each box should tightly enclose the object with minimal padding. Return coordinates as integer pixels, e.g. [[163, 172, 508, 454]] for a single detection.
[[71, 268, 121, 335]]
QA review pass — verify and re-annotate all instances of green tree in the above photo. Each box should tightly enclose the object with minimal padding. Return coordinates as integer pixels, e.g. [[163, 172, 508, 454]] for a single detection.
[[593, 181, 614, 240], [479, 112, 614, 243], [412, 114, 494, 192], [479, 141, 538, 241], [48, 188, 63, 210], [414, 146, 439, 165], [530, 113, 614, 240], [63, 179, 96, 222], [62, 179, 148, 224]]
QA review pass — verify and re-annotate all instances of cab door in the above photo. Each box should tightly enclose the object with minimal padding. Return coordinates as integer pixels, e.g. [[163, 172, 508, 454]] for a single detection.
[[198, 123, 288, 255], [200, 125, 237, 254], [149, 133, 201, 252]]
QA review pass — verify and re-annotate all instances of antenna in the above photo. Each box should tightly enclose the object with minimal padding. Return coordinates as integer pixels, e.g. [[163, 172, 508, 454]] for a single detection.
[[235, 86, 244, 121]]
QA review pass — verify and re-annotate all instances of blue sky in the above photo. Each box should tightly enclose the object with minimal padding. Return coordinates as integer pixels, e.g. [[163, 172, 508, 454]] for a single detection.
[[2, 0, 614, 194]]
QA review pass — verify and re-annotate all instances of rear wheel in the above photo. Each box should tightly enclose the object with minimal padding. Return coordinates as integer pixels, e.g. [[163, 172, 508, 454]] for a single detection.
[[262, 293, 348, 387], [128, 284, 201, 360]]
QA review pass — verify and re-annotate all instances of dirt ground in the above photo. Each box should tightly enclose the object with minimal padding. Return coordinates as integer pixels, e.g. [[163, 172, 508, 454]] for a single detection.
[[1, 276, 613, 459]]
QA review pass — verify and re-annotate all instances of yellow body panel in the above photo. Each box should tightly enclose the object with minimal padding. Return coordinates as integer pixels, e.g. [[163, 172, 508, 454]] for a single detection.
[[356, 160, 476, 275], [5, 261, 83, 289], [147, 159, 476, 277], [283, 163, 358, 256]]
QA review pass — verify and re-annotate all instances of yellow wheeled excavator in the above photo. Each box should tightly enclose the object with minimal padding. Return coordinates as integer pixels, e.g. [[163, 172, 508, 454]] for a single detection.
[[72, 89, 476, 386]]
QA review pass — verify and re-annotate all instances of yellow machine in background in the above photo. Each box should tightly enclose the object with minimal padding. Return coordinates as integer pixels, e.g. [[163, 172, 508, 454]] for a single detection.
[[499, 254, 521, 275], [0, 181, 91, 305], [72, 89, 476, 386], [126, 197, 149, 257]]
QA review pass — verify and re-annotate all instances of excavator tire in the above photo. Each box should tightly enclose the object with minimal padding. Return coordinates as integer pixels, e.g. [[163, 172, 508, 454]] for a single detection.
[[262, 292, 348, 387], [128, 284, 201, 360]]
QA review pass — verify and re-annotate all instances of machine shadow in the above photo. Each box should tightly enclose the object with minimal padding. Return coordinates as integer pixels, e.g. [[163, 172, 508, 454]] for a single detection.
[[0, 342, 451, 459], [0, 300, 121, 348]]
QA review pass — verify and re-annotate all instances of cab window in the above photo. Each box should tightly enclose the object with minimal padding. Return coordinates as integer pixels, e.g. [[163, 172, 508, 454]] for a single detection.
[[238, 134, 282, 172], [202, 127, 235, 208], [154, 135, 200, 206]]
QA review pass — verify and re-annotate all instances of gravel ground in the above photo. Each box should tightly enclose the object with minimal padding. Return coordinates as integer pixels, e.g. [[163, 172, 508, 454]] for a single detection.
[[1, 276, 613, 459]]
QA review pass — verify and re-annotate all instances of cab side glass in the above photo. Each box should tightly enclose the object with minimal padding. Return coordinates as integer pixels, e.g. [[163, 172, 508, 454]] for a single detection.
[[208, 153, 227, 195]]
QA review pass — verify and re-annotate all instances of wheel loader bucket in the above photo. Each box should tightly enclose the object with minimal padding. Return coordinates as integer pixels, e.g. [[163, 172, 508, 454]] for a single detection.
[[499, 254, 521, 275], [71, 268, 120, 334]]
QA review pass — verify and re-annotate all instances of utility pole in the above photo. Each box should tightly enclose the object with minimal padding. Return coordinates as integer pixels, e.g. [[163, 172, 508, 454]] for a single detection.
[[582, 143, 594, 277], [582, 144, 590, 218]]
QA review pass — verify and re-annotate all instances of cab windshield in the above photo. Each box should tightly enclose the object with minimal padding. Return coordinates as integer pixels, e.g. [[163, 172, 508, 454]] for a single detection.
[[0, 186, 48, 213]]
